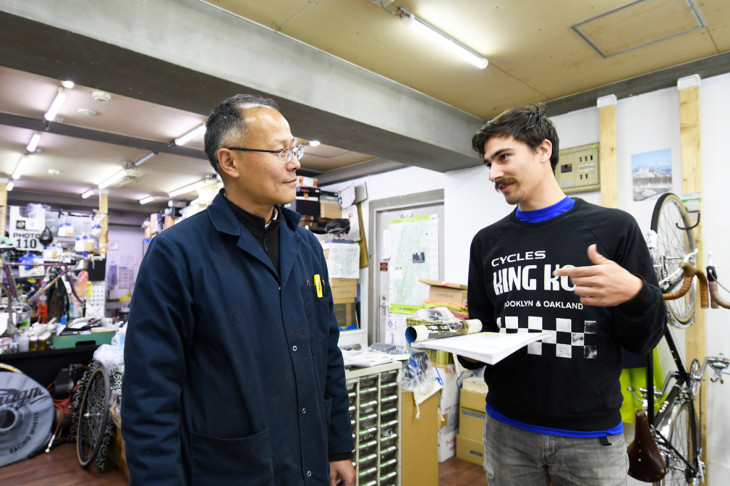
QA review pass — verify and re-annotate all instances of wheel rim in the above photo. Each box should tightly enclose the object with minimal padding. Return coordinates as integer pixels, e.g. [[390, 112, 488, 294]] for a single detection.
[[76, 368, 109, 467], [651, 194, 696, 328], [660, 401, 697, 485]]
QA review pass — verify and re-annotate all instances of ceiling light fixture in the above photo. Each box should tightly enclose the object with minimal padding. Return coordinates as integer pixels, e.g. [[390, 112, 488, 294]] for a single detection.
[[167, 179, 208, 198], [81, 189, 95, 199], [133, 151, 157, 167], [61, 80, 75, 89], [6, 181, 14, 192], [396, 7, 488, 69], [44, 86, 68, 122], [97, 168, 128, 190], [139, 195, 155, 205], [11, 155, 27, 180], [26, 132, 41, 153], [308, 140, 321, 147], [174, 124, 206, 146]]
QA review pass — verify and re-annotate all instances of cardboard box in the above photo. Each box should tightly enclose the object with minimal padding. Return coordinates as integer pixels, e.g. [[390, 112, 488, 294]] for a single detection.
[[330, 278, 358, 303], [438, 403, 459, 433], [419, 279, 468, 307], [438, 429, 457, 462], [319, 190, 341, 219], [460, 377, 488, 411], [401, 391, 438, 486], [456, 434, 484, 466], [334, 302, 358, 330], [434, 364, 460, 411], [459, 407, 486, 441], [296, 175, 318, 188]]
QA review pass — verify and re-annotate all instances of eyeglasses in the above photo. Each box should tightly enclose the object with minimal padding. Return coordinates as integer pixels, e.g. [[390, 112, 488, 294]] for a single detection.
[[225, 144, 306, 163]]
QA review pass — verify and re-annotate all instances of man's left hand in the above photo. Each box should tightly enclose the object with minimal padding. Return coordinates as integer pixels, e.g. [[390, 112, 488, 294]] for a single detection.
[[553, 244, 642, 307], [330, 459, 355, 486]]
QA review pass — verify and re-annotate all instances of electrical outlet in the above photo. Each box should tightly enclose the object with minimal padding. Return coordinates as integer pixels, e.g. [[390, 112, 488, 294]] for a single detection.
[[556, 143, 600, 194]]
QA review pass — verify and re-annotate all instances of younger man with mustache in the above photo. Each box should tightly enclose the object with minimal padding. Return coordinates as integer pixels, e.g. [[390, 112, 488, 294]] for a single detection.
[[461, 104, 665, 485]]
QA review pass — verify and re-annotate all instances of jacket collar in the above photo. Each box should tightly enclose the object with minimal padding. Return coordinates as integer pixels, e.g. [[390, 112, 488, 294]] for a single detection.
[[206, 189, 303, 284]]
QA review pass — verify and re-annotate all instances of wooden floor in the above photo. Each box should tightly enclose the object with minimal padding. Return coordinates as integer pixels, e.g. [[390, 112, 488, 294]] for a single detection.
[[0, 443, 484, 485]]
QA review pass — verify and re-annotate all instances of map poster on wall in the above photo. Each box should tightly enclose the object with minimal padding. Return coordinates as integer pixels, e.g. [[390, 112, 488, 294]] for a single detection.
[[387, 215, 439, 306], [632, 148, 672, 201]]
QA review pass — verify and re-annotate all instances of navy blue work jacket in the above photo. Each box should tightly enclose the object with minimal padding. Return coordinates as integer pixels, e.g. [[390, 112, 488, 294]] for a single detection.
[[121, 191, 353, 485]]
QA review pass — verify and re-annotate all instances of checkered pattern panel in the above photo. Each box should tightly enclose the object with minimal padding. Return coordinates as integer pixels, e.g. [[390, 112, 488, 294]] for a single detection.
[[497, 315, 598, 359]]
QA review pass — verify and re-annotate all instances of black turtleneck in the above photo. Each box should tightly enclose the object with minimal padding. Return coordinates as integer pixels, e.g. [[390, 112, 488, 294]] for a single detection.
[[224, 197, 281, 275]]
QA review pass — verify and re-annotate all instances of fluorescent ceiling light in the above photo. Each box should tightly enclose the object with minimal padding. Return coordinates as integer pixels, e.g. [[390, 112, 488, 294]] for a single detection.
[[26, 132, 41, 153], [97, 168, 128, 189], [139, 195, 155, 205], [6, 181, 14, 192], [11, 156, 27, 180], [308, 140, 321, 147], [81, 189, 95, 199], [168, 179, 207, 198], [399, 8, 488, 69], [133, 151, 157, 167], [44, 87, 68, 122], [174, 124, 206, 146]]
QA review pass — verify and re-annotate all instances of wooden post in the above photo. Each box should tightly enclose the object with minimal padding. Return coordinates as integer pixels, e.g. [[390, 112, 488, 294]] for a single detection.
[[98, 189, 109, 257], [598, 95, 618, 208], [678, 74, 706, 465]]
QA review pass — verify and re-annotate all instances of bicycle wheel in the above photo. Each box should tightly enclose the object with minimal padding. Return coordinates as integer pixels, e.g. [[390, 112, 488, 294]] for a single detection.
[[650, 193, 696, 328], [658, 399, 699, 486], [76, 367, 110, 467]]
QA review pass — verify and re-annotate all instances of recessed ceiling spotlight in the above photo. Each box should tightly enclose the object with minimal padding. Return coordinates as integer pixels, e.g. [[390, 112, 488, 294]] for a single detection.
[[78, 108, 98, 116], [308, 140, 321, 147], [92, 91, 111, 103], [47, 168, 61, 175]]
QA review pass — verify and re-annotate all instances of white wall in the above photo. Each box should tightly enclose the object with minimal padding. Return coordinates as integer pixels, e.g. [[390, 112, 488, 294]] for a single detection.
[[342, 71, 730, 481], [698, 72, 730, 482]]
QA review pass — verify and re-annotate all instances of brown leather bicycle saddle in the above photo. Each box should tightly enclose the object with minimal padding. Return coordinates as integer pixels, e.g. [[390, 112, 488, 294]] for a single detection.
[[627, 409, 666, 482]]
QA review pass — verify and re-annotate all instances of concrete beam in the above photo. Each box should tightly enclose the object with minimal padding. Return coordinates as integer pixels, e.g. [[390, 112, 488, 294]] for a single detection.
[[0, 0, 482, 172]]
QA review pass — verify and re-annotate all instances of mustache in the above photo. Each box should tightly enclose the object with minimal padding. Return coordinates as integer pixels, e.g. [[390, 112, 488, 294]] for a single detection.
[[494, 178, 517, 192]]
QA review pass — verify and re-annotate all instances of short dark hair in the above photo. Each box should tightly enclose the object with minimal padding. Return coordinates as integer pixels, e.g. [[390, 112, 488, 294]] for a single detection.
[[471, 103, 560, 172], [203, 94, 280, 173]]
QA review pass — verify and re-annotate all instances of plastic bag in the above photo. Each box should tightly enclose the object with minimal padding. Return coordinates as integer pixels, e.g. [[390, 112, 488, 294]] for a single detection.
[[93, 327, 126, 372], [399, 351, 442, 405]]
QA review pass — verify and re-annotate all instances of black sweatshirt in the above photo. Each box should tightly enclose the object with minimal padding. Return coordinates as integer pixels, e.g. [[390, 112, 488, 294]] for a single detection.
[[466, 198, 666, 432]]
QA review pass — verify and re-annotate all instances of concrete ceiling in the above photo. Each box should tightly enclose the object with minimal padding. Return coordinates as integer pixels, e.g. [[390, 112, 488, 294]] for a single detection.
[[0, 0, 728, 218]]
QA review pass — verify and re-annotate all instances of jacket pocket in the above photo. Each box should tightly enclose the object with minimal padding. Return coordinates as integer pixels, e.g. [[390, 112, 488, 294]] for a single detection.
[[191, 428, 273, 485], [301, 283, 331, 354]]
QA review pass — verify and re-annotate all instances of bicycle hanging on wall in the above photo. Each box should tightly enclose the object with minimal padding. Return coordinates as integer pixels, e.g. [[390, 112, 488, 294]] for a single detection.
[[628, 193, 730, 485]]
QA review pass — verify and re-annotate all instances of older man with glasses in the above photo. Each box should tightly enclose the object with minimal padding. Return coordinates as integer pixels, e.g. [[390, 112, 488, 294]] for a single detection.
[[122, 94, 355, 486]]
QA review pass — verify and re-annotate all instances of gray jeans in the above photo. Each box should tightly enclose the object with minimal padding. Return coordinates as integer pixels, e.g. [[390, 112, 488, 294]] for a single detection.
[[483, 414, 629, 486]]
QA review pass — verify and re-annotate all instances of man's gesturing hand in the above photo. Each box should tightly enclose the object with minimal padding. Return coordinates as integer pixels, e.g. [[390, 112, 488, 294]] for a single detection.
[[553, 244, 643, 307]]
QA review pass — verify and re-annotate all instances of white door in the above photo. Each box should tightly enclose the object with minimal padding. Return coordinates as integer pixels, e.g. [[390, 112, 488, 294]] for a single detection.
[[368, 190, 444, 345]]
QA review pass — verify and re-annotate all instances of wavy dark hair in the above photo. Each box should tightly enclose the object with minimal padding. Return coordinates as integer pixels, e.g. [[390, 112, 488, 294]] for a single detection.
[[471, 103, 560, 172], [203, 94, 279, 173]]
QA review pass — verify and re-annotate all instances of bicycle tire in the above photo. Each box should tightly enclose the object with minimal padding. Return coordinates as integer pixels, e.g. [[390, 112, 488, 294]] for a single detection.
[[650, 193, 696, 328], [76, 367, 110, 468], [658, 399, 699, 486]]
